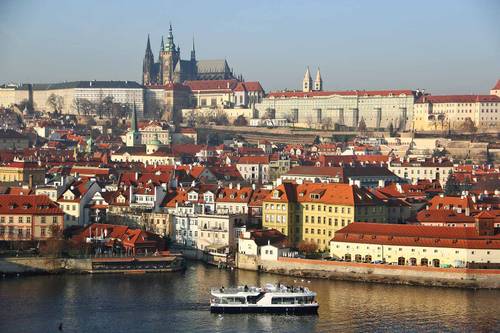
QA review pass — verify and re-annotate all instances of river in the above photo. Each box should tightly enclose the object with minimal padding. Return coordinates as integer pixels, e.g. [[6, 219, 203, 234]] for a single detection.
[[1, 261, 499, 332]]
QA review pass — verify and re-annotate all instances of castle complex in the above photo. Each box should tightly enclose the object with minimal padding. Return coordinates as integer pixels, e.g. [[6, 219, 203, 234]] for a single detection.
[[142, 24, 236, 85]]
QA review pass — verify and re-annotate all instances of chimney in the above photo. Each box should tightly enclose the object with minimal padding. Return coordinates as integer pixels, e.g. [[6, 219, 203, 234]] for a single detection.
[[252, 183, 256, 190], [237, 183, 241, 190], [28, 174, 33, 189], [465, 207, 470, 216], [229, 183, 233, 189]]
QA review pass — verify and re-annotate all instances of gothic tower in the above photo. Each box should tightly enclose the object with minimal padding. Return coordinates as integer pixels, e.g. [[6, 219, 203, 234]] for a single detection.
[[159, 24, 180, 84], [126, 103, 140, 147], [303, 67, 312, 92], [142, 34, 154, 85], [314, 67, 323, 91]]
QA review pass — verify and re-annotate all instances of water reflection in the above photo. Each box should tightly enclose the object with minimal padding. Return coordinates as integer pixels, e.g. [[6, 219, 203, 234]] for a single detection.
[[0, 262, 499, 333]]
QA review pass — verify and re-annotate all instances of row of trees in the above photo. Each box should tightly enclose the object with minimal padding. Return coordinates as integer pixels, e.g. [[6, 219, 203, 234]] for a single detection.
[[186, 109, 230, 126], [44, 93, 133, 119]]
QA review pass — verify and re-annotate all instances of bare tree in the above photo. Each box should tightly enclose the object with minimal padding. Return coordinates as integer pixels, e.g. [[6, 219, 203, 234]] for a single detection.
[[213, 110, 229, 125], [358, 117, 367, 133], [47, 93, 64, 115], [461, 117, 478, 133], [186, 110, 196, 126], [73, 98, 96, 116], [233, 115, 248, 126]]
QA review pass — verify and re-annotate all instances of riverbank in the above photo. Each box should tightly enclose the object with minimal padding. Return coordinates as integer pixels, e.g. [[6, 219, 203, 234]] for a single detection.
[[237, 254, 500, 289], [0, 255, 185, 276]]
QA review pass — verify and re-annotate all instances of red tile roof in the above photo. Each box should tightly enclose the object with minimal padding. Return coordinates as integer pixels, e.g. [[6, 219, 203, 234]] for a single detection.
[[332, 222, 500, 249], [0, 194, 63, 215], [268, 89, 415, 98], [237, 155, 270, 164], [234, 81, 264, 92], [428, 195, 474, 210], [416, 95, 500, 104], [184, 79, 239, 92], [243, 229, 287, 247]]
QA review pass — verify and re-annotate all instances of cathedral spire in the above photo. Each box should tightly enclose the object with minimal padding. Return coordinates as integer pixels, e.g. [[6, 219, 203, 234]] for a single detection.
[[146, 34, 152, 54], [166, 22, 175, 51], [191, 35, 196, 61], [314, 67, 323, 91], [303, 67, 312, 92], [143, 34, 154, 85]]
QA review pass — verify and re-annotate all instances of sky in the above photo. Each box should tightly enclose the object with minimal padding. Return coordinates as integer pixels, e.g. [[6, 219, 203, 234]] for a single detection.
[[0, 0, 499, 94]]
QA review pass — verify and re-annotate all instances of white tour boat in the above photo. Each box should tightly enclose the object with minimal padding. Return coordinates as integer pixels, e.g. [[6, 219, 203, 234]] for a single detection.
[[210, 283, 319, 314]]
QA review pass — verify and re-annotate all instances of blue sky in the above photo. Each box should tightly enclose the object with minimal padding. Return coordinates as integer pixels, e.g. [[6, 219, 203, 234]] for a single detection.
[[0, 0, 499, 94]]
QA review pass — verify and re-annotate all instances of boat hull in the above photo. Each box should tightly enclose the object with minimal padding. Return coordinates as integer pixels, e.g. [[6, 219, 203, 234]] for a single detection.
[[210, 305, 319, 315]]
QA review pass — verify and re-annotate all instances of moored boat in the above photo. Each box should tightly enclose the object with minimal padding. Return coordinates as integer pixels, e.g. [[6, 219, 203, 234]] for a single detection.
[[210, 283, 319, 314]]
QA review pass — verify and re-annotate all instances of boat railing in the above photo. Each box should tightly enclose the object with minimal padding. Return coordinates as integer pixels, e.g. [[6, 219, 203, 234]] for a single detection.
[[211, 285, 314, 295]]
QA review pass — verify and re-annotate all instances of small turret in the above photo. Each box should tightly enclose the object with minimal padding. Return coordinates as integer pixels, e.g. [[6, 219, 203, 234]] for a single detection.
[[314, 67, 323, 91], [302, 67, 312, 92]]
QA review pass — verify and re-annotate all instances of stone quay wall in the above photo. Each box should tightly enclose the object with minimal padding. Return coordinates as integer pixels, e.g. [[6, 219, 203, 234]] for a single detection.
[[237, 254, 500, 289], [0, 257, 92, 275]]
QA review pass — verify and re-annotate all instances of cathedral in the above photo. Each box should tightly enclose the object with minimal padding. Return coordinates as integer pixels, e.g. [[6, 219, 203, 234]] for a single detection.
[[142, 24, 236, 85]]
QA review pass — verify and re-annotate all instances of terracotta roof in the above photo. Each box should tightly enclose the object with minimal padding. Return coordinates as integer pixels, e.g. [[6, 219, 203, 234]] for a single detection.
[[243, 229, 287, 247], [264, 183, 382, 206], [428, 196, 474, 210], [237, 155, 270, 164], [416, 95, 500, 104], [216, 186, 253, 203], [332, 222, 500, 249], [184, 79, 239, 91], [268, 89, 415, 98], [0, 194, 63, 215], [234, 81, 264, 92]]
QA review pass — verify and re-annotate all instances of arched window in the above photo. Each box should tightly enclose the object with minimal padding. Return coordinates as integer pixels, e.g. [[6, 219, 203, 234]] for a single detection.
[[398, 257, 406, 266], [409, 258, 417, 266], [344, 254, 352, 262], [432, 259, 440, 267], [355, 254, 362, 263], [365, 255, 372, 263], [420, 258, 429, 266]]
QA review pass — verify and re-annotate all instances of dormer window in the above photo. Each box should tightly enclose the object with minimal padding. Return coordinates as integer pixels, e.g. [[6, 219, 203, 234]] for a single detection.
[[310, 193, 320, 200], [273, 190, 280, 199]]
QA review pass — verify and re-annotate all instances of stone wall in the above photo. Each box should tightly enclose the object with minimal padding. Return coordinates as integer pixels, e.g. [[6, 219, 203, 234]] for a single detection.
[[237, 255, 500, 289], [0, 257, 92, 274]]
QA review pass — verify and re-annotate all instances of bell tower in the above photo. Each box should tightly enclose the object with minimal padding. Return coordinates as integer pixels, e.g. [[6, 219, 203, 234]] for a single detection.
[[160, 23, 181, 84], [302, 67, 312, 92]]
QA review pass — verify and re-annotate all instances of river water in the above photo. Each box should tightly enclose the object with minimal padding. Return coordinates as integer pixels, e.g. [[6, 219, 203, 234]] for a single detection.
[[1, 261, 499, 333]]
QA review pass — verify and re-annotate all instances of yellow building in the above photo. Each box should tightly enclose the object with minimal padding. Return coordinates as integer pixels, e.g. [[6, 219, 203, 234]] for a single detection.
[[0, 160, 45, 186], [263, 183, 388, 251]]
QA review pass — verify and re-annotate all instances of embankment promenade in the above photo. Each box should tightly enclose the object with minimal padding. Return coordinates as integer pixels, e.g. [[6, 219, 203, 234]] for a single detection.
[[237, 255, 500, 289]]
